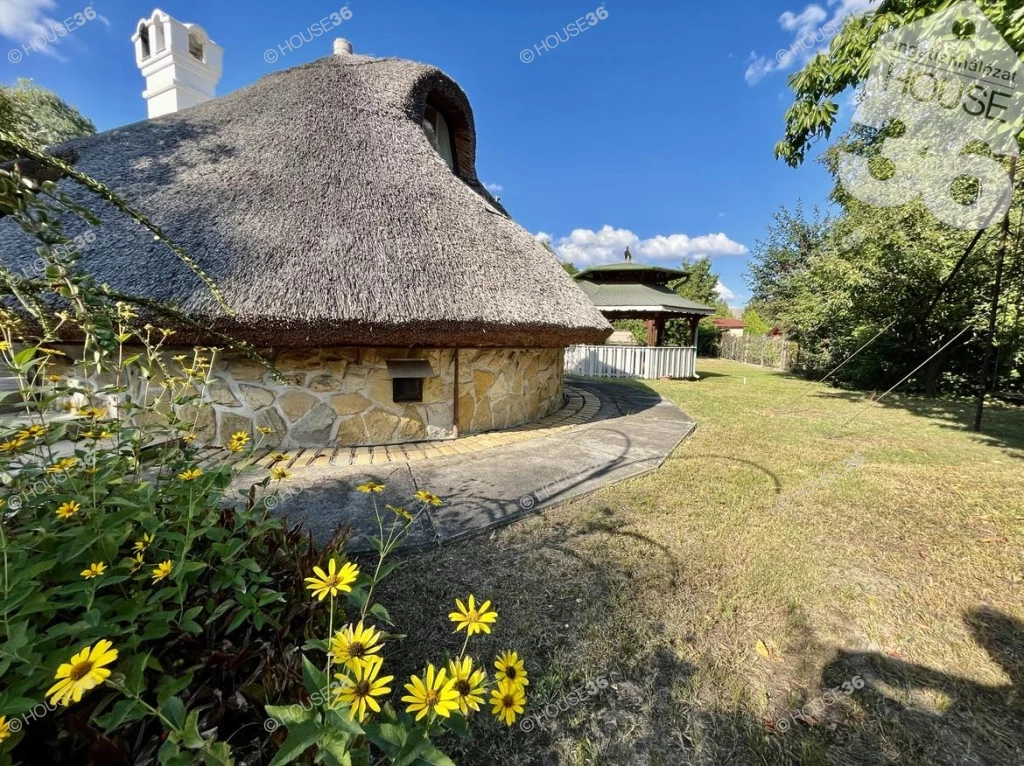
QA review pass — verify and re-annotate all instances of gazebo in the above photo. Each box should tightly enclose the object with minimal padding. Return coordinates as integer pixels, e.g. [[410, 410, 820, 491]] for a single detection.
[[565, 249, 715, 380], [572, 249, 715, 346]]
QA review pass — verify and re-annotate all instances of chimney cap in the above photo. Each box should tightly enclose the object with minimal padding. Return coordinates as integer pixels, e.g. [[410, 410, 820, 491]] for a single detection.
[[334, 38, 353, 55]]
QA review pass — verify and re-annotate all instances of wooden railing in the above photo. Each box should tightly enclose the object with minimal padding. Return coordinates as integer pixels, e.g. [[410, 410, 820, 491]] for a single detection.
[[565, 345, 697, 380]]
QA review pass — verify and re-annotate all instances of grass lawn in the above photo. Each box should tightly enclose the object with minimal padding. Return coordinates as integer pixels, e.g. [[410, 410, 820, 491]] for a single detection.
[[376, 360, 1024, 765]]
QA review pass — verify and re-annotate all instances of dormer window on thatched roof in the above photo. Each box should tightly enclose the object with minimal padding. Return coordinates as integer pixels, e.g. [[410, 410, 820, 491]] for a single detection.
[[423, 104, 456, 173]]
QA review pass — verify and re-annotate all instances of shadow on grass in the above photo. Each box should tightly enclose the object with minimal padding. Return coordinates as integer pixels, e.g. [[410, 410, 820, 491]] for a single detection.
[[819, 607, 1024, 766], [811, 389, 1024, 455], [380, 504, 1024, 765]]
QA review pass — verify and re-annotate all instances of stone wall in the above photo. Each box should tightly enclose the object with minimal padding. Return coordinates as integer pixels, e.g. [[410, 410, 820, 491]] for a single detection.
[[194, 346, 564, 448]]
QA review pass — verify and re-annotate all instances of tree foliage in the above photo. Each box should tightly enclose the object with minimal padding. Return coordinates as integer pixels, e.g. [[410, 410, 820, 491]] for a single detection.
[[775, 1, 1024, 167], [0, 79, 95, 161]]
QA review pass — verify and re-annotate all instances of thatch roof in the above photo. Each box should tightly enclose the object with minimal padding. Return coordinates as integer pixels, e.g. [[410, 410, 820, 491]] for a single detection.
[[0, 51, 611, 348]]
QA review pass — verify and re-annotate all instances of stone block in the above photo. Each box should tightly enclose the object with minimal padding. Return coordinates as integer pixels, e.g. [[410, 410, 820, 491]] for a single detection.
[[280, 389, 318, 422], [291, 403, 336, 445], [310, 374, 343, 392], [241, 385, 275, 408], [331, 393, 372, 416]]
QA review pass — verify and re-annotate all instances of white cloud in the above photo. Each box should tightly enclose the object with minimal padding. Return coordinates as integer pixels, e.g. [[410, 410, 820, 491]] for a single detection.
[[0, 0, 57, 41], [484, 182, 504, 194], [546, 225, 748, 267], [0, 0, 107, 60], [714, 281, 737, 302], [533, 231, 552, 245], [745, 0, 876, 85]]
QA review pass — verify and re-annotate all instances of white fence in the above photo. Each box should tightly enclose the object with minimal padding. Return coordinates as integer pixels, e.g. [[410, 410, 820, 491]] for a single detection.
[[565, 345, 697, 380]]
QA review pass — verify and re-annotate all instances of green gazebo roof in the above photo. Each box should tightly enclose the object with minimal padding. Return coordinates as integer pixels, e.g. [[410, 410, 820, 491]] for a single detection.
[[573, 279, 715, 316]]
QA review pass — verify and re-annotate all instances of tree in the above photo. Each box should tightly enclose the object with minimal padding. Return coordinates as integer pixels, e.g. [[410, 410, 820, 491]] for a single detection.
[[774, 2, 1024, 167], [561, 261, 579, 277], [0, 79, 95, 161], [670, 259, 719, 305], [771, 1, 1024, 420], [741, 306, 770, 336]]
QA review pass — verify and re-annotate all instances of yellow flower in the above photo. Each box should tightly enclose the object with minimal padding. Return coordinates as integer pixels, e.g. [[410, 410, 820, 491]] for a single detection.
[[414, 490, 442, 507], [304, 558, 359, 601], [0, 437, 26, 453], [78, 406, 106, 419], [46, 639, 118, 707], [331, 621, 383, 671], [45, 457, 78, 474], [56, 500, 81, 519], [152, 560, 173, 583], [269, 452, 292, 462], [401, 664, 460, 722], [494, 651, 529, 688], [270, 466, 292, 480], [257, 426, 274, 435], [490, 678, 526, 726], [181, 432, 196, 443], [17, 424, 45, 439], [447, 657, 487, 715], [45, 373, 63, 382], [357, 482, 385, 494], [386, 504, 414, 522], [0, 715, 10, 743], [133, 532, 155, 553], [177, 468, 203, 481], [226, 431, 250, 452], [129, 553, 144, 573], [81, 562, 106, 579], [0, 341, 8, 352], [449, 595, 498, 636], [334, 655, 393, 722]]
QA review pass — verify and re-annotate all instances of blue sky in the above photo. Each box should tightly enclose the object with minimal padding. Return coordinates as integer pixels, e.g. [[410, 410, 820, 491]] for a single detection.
[[0, 0, 874, 307]]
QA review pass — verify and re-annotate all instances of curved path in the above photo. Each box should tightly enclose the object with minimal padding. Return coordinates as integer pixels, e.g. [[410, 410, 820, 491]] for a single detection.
[[238, 379, 697, 550]]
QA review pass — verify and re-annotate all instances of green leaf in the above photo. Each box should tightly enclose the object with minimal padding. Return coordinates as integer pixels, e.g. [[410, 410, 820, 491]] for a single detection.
[[362, 723, 406, 758], [181, 710, 205, 749], [392, 727, 428, 766], [316, 728, 352, 763], [412, 744, 458, 766], [301, 655, 328, 699], [157, 672, 195, 706], [161, 696, 187, 732], [202, 742, 235, 766], [368, 603, 393, 625], [94, 699, 148, 731], [265, 704, 316, 727], [267, 721, 320, 766]]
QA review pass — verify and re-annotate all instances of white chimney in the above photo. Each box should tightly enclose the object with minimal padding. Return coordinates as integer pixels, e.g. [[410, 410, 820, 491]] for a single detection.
[[132, 10, 223, 119]]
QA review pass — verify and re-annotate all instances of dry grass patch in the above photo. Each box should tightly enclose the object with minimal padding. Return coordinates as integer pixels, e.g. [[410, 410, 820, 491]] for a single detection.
[[376, 361, 1024, 765]]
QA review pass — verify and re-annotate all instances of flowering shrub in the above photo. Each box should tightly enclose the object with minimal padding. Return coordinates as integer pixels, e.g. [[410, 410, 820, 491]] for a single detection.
[[0, 137, 347, 763], [263, 486, 530, 764]]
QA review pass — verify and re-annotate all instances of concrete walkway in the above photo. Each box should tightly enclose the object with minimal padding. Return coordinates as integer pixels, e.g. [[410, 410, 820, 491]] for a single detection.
[[258, 379, 697, 551]]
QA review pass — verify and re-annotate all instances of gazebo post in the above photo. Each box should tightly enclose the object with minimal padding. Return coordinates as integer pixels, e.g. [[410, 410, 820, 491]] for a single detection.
[[645, 319, 657, 347], [688, 315, 699, 347]]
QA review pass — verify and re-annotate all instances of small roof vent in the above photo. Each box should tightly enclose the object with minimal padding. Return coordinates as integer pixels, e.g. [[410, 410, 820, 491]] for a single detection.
[[334, 38, 353, 55]]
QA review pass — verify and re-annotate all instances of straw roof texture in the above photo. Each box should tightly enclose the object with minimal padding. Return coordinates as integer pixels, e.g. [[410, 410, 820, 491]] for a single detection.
[[0, 51, 611, 348]]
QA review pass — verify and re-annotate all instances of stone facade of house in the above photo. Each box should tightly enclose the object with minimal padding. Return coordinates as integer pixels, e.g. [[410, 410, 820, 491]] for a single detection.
[[184, 346, 564, 447]]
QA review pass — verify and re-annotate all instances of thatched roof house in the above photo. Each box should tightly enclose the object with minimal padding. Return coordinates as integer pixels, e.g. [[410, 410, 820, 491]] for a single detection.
[[0, 27, 610, 448]]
